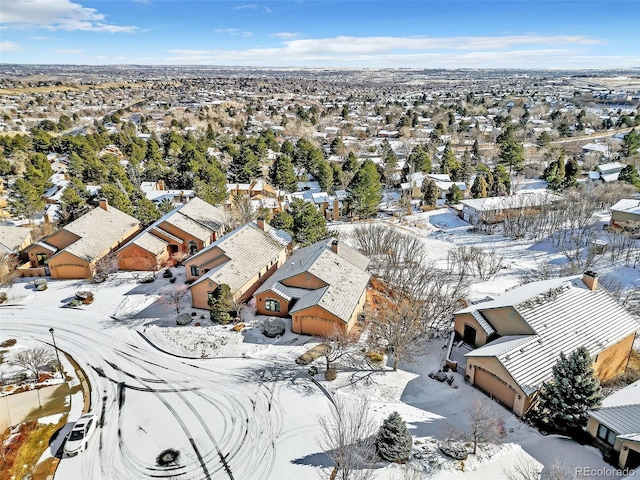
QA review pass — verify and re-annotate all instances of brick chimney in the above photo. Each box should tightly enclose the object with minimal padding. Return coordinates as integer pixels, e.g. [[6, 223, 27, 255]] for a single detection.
[[331, 239, 339, 255], [98, 198, 109, 211], [157, 180, 165, 191], [583, 271, 598, 291], [256, 217, 266, 231]]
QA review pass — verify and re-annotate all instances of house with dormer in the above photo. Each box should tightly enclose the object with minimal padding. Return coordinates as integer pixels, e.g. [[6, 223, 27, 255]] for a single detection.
[[254, 239, 370, 336], [449, 272, 639, 417]]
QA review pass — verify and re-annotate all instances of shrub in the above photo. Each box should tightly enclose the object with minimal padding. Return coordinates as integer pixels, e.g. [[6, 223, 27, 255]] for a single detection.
[[325, 368, 337, 381], [366, 351, 384, 363], [0, 292, 7, 304], [1, 339, 17, 348], [376, 412, 412, 462]]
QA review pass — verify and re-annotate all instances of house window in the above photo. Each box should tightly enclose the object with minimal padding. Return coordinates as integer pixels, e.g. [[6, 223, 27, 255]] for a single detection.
[[597, 424, 616, 446], [265, 299, 280, 312], [188, 241, 198, 255], [190, 266, 200, 276]]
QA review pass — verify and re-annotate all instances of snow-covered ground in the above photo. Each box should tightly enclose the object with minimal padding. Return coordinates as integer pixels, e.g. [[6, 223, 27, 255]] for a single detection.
[[1, 208, 637, 479]]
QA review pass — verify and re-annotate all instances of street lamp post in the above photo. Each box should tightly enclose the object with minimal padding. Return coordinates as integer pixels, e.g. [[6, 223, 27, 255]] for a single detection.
[[49, 327, 63, 379]]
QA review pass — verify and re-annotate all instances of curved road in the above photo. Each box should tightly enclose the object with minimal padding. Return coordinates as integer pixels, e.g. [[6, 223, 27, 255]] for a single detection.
[[1, 280, 316, 480]]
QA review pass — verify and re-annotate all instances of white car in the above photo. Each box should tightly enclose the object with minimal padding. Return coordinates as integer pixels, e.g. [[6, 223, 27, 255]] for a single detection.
[[64, 414, 97, 456]]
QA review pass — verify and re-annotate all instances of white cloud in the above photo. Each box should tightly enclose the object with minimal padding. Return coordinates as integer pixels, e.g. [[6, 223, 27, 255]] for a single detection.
[[56, 48, 82, 54], [270, 32, 299, 39], [234, 4, 259, 10], [1, 0, 137, 33], [214, 28, 253, 38], [0, 41, 22, 52], [164, 33, 634, 69]]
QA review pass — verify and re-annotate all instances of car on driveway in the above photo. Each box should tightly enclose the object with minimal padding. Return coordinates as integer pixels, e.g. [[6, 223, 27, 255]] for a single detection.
[[64, 414, 97, 456]]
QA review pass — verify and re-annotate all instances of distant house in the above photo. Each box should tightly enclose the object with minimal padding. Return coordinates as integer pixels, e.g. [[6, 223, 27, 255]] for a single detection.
[[140, 180, 196, 206], [587, 380, 640, 469], [400, 172, 466, 200], [610, 199, 640, 227], [27, 199, 140, 279], [225, 179, 284, 215], [451, 272, 640, 417], [254, 239, 370, 336], [459, 192, 562, 225], [0, 225, 33, 258], [187, 219, 292, 309], [590, 162, 626, 183], [117, 197, 227, 271]]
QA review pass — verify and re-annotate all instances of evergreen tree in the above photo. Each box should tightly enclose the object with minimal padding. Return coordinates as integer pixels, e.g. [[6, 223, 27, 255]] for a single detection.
[[440, 143, 460, 179], [621, 128, 640, 158], [229, 144, 262, 183], [562, 157, 580, 189], [57, 178, 89, 226], [497, 125, 524, 173], [376, 412, 412, 462], [342, 152, 360, 174], [421, 179, 439, 208], [100, 183, 134, 215], [470, 175, 488, 198], [447, 184, 464, 204], [531, 346, 602, 434], [133, 194, 161, 227], [458, 150, 474, 183], [270, 210, 293, 231], [618, 164, 640, 189], [268, 154, 297, 192], [347, 159, 382, 218], [208, 284, 233, 324], [288, 199, 331, 245]]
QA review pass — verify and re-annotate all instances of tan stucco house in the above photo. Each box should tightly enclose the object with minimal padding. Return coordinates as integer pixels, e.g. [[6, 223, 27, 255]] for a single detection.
[[117, 197, 226, 271], [587, 380, 640, 469], [452, 272, 640, 417], [26, 200, 140, 279], [187, 219, 292, 309], [610, 199, 640, 228], [254, 239, 370, 336]]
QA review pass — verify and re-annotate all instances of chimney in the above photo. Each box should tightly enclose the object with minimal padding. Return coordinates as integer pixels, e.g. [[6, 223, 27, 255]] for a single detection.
[[331, 239, 339, 255], [98, 198, 109, 211], [256, 217, 266, 231], [157, 179, 165, 191], [583, 271, 598, 291]]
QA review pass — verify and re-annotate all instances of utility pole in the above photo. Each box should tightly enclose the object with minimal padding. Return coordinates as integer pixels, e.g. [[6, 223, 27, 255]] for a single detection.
[[49, 328, 63, 379]]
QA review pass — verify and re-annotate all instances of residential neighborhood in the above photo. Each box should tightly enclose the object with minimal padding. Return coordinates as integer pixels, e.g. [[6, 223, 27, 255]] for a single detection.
[[1, 38, 640, 480]]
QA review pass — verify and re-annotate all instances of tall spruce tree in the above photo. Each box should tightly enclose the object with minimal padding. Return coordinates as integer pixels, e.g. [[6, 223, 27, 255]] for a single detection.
[[421, 179, 439, 208], [376, 412, 412, 462], [531, 346, 602, 433], [268, 154, 297, 192], [347, 159, 382, 218]]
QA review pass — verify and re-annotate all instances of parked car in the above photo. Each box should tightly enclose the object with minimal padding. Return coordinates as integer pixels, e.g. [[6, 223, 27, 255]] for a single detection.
[[64, 414, 97, 456]]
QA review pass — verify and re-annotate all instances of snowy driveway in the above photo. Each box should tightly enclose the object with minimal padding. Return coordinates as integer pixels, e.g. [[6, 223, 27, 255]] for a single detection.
[[2, 278, 328, 480]]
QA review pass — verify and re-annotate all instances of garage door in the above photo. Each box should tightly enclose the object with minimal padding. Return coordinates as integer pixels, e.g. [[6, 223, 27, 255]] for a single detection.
[[473, 368, 516, 409]]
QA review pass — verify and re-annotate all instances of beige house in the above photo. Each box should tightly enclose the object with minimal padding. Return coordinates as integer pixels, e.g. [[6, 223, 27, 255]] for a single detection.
[[254, 239, 370, 336], [26, 200, 140, 279], [587, 380, 640, 469], [0, 225, 33, 257], [451, 272, 640, 417], [117, 197, 227, 271], [610, 199, 640, 228], [187, 219, 292, 309]]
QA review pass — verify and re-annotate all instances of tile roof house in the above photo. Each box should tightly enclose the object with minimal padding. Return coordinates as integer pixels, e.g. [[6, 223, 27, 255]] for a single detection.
[[587, 380, 640, 469], [117, 197, 227, 271], [186, 219, 292, 309], [452, 272, 640, 417], [0, 225, 33, 257], [27, 199, 140, 279], [254, 239, 370, 336]]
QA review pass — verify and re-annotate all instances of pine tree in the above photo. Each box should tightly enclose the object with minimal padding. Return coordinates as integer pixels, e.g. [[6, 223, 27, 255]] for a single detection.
[[208, 284, 233, 324], [470, 175, 488, 198], [376, 412, 412, 462], [347, 159, 382, 218], [447, 184, 463, 204], [531, 346, 602, 434], [618, 164, 640, 189], [421, 179, 439, 208], [268, 154, 297, 192]]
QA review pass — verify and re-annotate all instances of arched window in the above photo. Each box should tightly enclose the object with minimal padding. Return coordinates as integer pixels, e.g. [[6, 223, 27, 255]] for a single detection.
[[265, 299, 280, 312]]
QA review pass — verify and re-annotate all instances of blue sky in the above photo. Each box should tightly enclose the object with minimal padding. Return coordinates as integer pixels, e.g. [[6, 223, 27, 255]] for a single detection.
[[1, 0, 639, 68]]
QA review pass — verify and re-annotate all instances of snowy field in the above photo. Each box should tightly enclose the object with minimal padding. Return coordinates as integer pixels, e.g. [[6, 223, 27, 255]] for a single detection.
[[1, 206, 638, 479]]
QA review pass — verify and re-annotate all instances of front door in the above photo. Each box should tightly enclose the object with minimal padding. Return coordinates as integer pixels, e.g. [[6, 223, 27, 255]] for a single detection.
[[626, 448, 640, 469], [463, 324, 477, 347]]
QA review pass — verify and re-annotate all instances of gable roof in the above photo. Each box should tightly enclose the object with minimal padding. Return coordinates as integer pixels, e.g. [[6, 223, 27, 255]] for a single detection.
[[51, 205, 139, 263], [590, 380, 640, 438], [459, 192, 562, 213], [118, 197, 226, 254], [466, 277, 640, 396], [189, 221, 292, 293], [255, 239, 370, 323], [611, 199, 640, 216], [0, 226, 32, 254]]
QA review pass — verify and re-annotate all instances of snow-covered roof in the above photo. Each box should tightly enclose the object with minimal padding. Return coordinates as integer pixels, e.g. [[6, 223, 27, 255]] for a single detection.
[[0, 226, 32, 254], [459, 192, 562, 213], [466, 276, 640, 396], [611, 199, 640, 215]]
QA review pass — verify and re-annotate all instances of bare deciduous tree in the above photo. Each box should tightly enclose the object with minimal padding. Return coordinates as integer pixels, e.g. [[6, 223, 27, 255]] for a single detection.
[[501, 454, 542, 480], [317, 397, 378, 480], [320, 325, 360, 373], [447, 398, 504, 455], [94, 251, 119, 278], [162, 285, 189, 314], [9, 346, 56, 379]]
